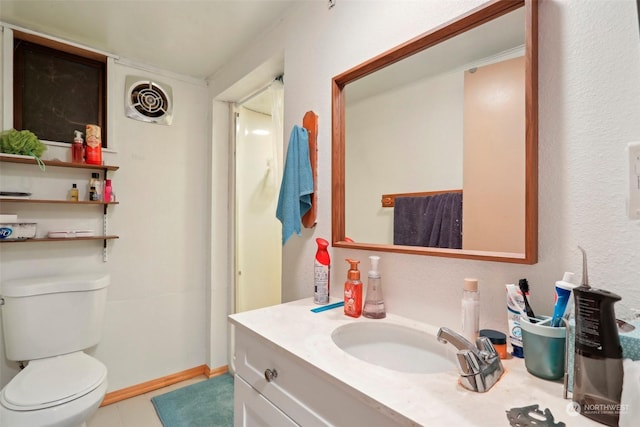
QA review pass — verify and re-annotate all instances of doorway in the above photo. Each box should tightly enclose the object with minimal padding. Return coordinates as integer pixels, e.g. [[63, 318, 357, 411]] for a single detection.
[[234, 81, 284, 313]]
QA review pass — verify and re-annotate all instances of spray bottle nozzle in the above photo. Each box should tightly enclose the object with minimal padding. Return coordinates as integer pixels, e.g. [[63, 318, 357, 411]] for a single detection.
[[316, 238, 328, 249], [74, 130, 83, 140]]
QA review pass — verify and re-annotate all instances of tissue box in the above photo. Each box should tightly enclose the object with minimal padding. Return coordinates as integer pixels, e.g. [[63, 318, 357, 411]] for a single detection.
[[620, 320, 640, 361], [47, 230, 94, 238], [0, 223, 37, 240]]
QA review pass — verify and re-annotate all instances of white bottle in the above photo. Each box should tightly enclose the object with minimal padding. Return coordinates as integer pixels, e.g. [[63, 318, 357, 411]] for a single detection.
[[462, 278, 480, 343], [89, 172, 102, 201]]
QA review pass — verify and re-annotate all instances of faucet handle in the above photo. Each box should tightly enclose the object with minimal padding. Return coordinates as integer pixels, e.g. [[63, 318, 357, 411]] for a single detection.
[[455, 349, 481, 376], [476, 336, 499, 360]]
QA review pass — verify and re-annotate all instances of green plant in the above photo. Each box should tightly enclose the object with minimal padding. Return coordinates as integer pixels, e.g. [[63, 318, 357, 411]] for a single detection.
[[0, 129, 47, 157]]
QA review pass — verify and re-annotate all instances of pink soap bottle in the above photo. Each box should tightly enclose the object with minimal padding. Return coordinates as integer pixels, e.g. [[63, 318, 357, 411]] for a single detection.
[[344, 259, 362, 318], [103, 179, 112, 202]]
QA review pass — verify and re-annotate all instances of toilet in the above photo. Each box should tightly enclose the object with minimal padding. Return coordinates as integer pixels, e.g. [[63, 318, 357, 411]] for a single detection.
[[0, 274, 109, 427]]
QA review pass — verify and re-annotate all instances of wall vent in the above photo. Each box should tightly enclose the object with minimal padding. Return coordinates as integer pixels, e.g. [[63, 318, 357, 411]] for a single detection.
[[124, 76, 173, 125]]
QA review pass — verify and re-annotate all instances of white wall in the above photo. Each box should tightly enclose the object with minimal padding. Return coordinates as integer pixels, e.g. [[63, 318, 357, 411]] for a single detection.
[[94, 62, 211, 391], [0, 35, 212, 390], [220, 0, 640, 332], [208, 99, 231, 374], [345, 70, 463, 244]]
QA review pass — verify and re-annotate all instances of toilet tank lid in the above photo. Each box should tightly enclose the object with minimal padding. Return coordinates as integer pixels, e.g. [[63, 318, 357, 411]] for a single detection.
[[1, 273, 109, 297]]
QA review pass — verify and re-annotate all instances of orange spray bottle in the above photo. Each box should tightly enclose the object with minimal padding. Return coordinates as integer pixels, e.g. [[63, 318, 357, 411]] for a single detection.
[[344, 259, 362, 318]]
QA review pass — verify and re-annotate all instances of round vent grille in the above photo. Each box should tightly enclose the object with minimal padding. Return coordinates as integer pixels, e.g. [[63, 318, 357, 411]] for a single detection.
[[125, 76, 173, 125], [130, 82, 169, 118]]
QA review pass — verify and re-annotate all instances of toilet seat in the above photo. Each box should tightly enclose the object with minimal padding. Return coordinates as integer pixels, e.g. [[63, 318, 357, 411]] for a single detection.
[[0, 352, 107, 411]]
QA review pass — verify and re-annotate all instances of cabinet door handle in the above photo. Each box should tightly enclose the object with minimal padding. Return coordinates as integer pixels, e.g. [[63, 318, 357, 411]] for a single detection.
[[264, 368, 278, 382]]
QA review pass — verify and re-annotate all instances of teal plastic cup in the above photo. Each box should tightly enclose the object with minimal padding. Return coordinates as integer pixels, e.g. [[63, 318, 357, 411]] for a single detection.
[[520, 316, 566, 380]]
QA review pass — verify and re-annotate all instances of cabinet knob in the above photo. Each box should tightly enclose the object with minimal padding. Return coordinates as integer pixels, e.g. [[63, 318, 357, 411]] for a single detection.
[[264, 368, 278, 382]]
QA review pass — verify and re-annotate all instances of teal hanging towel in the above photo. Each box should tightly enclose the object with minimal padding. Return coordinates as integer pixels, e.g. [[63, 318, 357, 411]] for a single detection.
[[276, 125, 313, 245]]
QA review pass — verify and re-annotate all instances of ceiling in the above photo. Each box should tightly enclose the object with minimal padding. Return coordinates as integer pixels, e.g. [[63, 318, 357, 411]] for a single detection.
[[0, 0, 298, 80], [347, 7, 525, 104]]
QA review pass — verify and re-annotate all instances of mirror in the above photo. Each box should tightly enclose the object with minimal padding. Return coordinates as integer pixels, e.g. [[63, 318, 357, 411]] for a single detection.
[[332, 0, 538, 264]]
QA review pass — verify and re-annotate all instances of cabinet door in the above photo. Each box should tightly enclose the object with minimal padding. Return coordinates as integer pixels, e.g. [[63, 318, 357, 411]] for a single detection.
[[234, 375, 298, 427], [234, 326, 402, 427]]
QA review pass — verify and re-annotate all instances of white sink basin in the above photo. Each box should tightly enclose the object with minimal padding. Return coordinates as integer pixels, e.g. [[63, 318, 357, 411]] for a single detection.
[[331, 322, 455, 374]]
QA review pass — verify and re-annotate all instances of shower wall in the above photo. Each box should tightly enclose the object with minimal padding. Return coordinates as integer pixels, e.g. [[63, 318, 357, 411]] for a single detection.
[[235, 106, 282, 312]]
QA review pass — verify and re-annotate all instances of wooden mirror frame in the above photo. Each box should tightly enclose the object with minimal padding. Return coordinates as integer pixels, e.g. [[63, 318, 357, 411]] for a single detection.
[[331, 0, 538, 264]]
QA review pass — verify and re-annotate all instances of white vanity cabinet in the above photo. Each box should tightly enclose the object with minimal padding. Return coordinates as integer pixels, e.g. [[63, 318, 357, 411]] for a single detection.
[[229, 299, 600, 427], [232, 325, 401, 427]]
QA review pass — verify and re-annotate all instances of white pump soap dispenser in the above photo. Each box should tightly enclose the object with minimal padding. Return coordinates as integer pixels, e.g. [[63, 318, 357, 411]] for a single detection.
[[363, 256, 386, 319]]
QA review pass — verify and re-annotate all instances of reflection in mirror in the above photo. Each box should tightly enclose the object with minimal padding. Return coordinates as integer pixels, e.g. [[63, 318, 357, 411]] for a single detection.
[[332, 0, 538, 264]]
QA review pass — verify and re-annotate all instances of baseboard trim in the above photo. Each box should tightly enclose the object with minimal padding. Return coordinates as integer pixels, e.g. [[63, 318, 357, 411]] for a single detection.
[[101, 364, 229, 406], [206, 365, 229, 378]]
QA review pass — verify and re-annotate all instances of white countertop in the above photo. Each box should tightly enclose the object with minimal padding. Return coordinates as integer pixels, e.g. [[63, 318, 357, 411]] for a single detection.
[[229, 298, 601, 426]]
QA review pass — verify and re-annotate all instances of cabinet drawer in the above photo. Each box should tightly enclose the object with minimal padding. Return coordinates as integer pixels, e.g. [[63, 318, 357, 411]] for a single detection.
[[234, 326, 401, 427], [234, 375, 298, 427]]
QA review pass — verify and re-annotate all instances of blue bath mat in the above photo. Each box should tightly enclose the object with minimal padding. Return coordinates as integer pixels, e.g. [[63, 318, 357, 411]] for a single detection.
[[151, 373, 234, 427]]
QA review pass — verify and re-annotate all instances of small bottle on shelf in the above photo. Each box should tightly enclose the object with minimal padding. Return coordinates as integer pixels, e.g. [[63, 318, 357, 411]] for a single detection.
[[72, 131, 84, 163], [69, 183, 79, 201], [89, 173, 102, 200], [85, 124, 102, 165], [103, 179, 112, 203]]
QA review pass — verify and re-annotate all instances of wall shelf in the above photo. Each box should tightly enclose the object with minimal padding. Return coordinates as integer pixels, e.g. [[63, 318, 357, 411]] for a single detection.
[[0, 154, 119, 171], [0, 198, 119, 205], [0, 236, 119, 243], [0, 153, 119, 260]]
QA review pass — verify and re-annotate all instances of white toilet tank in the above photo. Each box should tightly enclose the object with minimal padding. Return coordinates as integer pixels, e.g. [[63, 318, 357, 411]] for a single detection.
[[0, 273, 109, 361]]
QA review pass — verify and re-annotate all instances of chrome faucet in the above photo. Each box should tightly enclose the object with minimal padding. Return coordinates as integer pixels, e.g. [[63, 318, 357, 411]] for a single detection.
[[437, 327, 504, 393]]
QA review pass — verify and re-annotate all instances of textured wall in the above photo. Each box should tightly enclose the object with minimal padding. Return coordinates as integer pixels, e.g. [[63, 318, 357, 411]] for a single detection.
[[277, 0, 640, 333], [0, 54, 211, 391]]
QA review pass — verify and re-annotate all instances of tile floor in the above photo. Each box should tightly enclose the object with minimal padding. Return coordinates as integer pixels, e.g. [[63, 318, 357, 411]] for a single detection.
[[88, 375, 208, 427]]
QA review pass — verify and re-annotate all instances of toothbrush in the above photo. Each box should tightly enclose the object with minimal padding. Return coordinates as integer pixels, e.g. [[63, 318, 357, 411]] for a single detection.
[[519, 278, 537, 322], [310, 301, 344, 313]]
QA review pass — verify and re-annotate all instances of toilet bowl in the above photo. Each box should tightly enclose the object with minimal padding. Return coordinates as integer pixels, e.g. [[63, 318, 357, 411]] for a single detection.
[[0, 352, 108, 427], [0, 274, 110, 427]]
